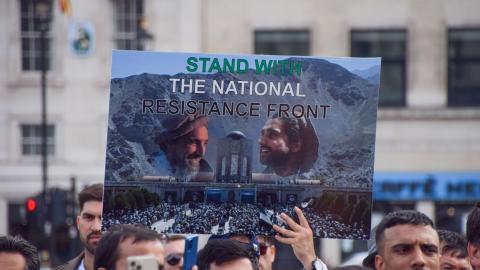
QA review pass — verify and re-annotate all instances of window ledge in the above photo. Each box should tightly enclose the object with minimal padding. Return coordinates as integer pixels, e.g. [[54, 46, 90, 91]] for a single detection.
[[14, 156, 58, 165], [378, 108, 480, 120], [7, 72, 65, 89]]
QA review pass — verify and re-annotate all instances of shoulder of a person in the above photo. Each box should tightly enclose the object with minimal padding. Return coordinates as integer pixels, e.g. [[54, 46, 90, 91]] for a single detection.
[[53, 252, 84, 270]]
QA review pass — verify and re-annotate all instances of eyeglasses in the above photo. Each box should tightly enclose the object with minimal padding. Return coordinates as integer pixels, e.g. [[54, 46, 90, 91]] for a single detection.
[[259, 244, 269, 256], [166, 253, 182, 266]]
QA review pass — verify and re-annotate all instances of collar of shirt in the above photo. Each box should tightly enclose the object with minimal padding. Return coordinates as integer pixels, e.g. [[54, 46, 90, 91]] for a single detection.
[[77, 258, 85, 270]]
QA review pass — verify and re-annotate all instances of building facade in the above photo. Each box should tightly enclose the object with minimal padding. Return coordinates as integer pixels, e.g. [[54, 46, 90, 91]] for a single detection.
[[0, 0, 479, 266]]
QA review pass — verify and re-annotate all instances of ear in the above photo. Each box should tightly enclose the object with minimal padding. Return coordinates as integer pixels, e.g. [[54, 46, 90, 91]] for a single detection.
[[468, 242, 480, 267], [270, 245, 276, 262], [290, 141, 302, 153], [375, 254, 384, 270], [76, 215, 81, 228]]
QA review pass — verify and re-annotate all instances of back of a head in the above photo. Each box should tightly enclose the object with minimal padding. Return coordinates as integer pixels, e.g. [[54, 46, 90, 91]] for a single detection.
[[467, 203, 480, 246], [375, 210, 435, 252], [94, 224, 161, 270], [78, 183, 103, 211], [0, 235, 40, 270], [197, 239, 259, 270], [438, 229, 469, 257]]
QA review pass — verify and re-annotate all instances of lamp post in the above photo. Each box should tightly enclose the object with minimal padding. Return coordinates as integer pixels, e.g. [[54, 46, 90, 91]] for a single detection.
[[35, 0, 53, 264], [35, 0, 51, 208]]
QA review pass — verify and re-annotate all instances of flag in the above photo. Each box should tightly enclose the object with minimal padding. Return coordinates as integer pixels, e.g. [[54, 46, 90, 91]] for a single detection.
[[59, 0, 71, 17]]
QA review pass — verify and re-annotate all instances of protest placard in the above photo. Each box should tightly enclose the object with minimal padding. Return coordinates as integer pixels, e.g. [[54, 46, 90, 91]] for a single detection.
[[102, 50, 380, 239]]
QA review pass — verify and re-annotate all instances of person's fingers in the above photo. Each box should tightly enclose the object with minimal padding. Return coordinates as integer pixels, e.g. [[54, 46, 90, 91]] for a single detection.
[[274, 233, 297, 245], [294, 206, 310, 228], [272, 224, 297, 237], [280, 212, 302, 231], [191, 266, 198, 270]]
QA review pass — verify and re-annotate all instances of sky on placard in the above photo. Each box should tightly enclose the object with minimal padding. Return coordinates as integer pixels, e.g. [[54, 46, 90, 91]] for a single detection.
[[110, 50, 380, 78]]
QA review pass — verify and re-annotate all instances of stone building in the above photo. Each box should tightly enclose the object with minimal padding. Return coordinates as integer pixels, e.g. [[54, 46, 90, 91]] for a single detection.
[[0, 0, 479, 266]]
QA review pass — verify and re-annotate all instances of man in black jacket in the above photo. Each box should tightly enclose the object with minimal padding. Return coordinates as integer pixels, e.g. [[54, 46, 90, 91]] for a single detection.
[[55, 183, 103, 270]]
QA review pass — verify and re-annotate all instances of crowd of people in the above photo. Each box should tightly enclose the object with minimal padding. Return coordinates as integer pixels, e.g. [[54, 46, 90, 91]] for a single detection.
[[102, 201, 368, 239], [1, 183, 479, 270]]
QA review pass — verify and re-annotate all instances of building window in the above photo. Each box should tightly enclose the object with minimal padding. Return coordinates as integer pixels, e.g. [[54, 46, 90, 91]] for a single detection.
[[114, 0, 148, 50], [254, 30, 310, 56], [448, 29, 480, 107], [21, 124, 55, 156], [351, 30, 407, 107], [20, 0, 53, 71]]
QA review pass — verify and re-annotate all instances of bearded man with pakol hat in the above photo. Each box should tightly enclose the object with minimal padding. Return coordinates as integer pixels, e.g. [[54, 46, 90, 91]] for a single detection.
[[151, 112, 212, 181]]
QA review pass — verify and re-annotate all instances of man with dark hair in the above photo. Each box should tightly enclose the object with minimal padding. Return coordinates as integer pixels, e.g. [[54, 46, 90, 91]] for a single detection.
[[374, 210, 440, 270], [438, 230, 472, 270], [197, 239, 258, 270], [55, 183, 103, 270], [467, 203, 480, 270], [94, 224, 165, 270], [0, 235, 40, 270], [258, 114, 318, 177], [164, 235, 186, 270], [153, 113, 212, 180]]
